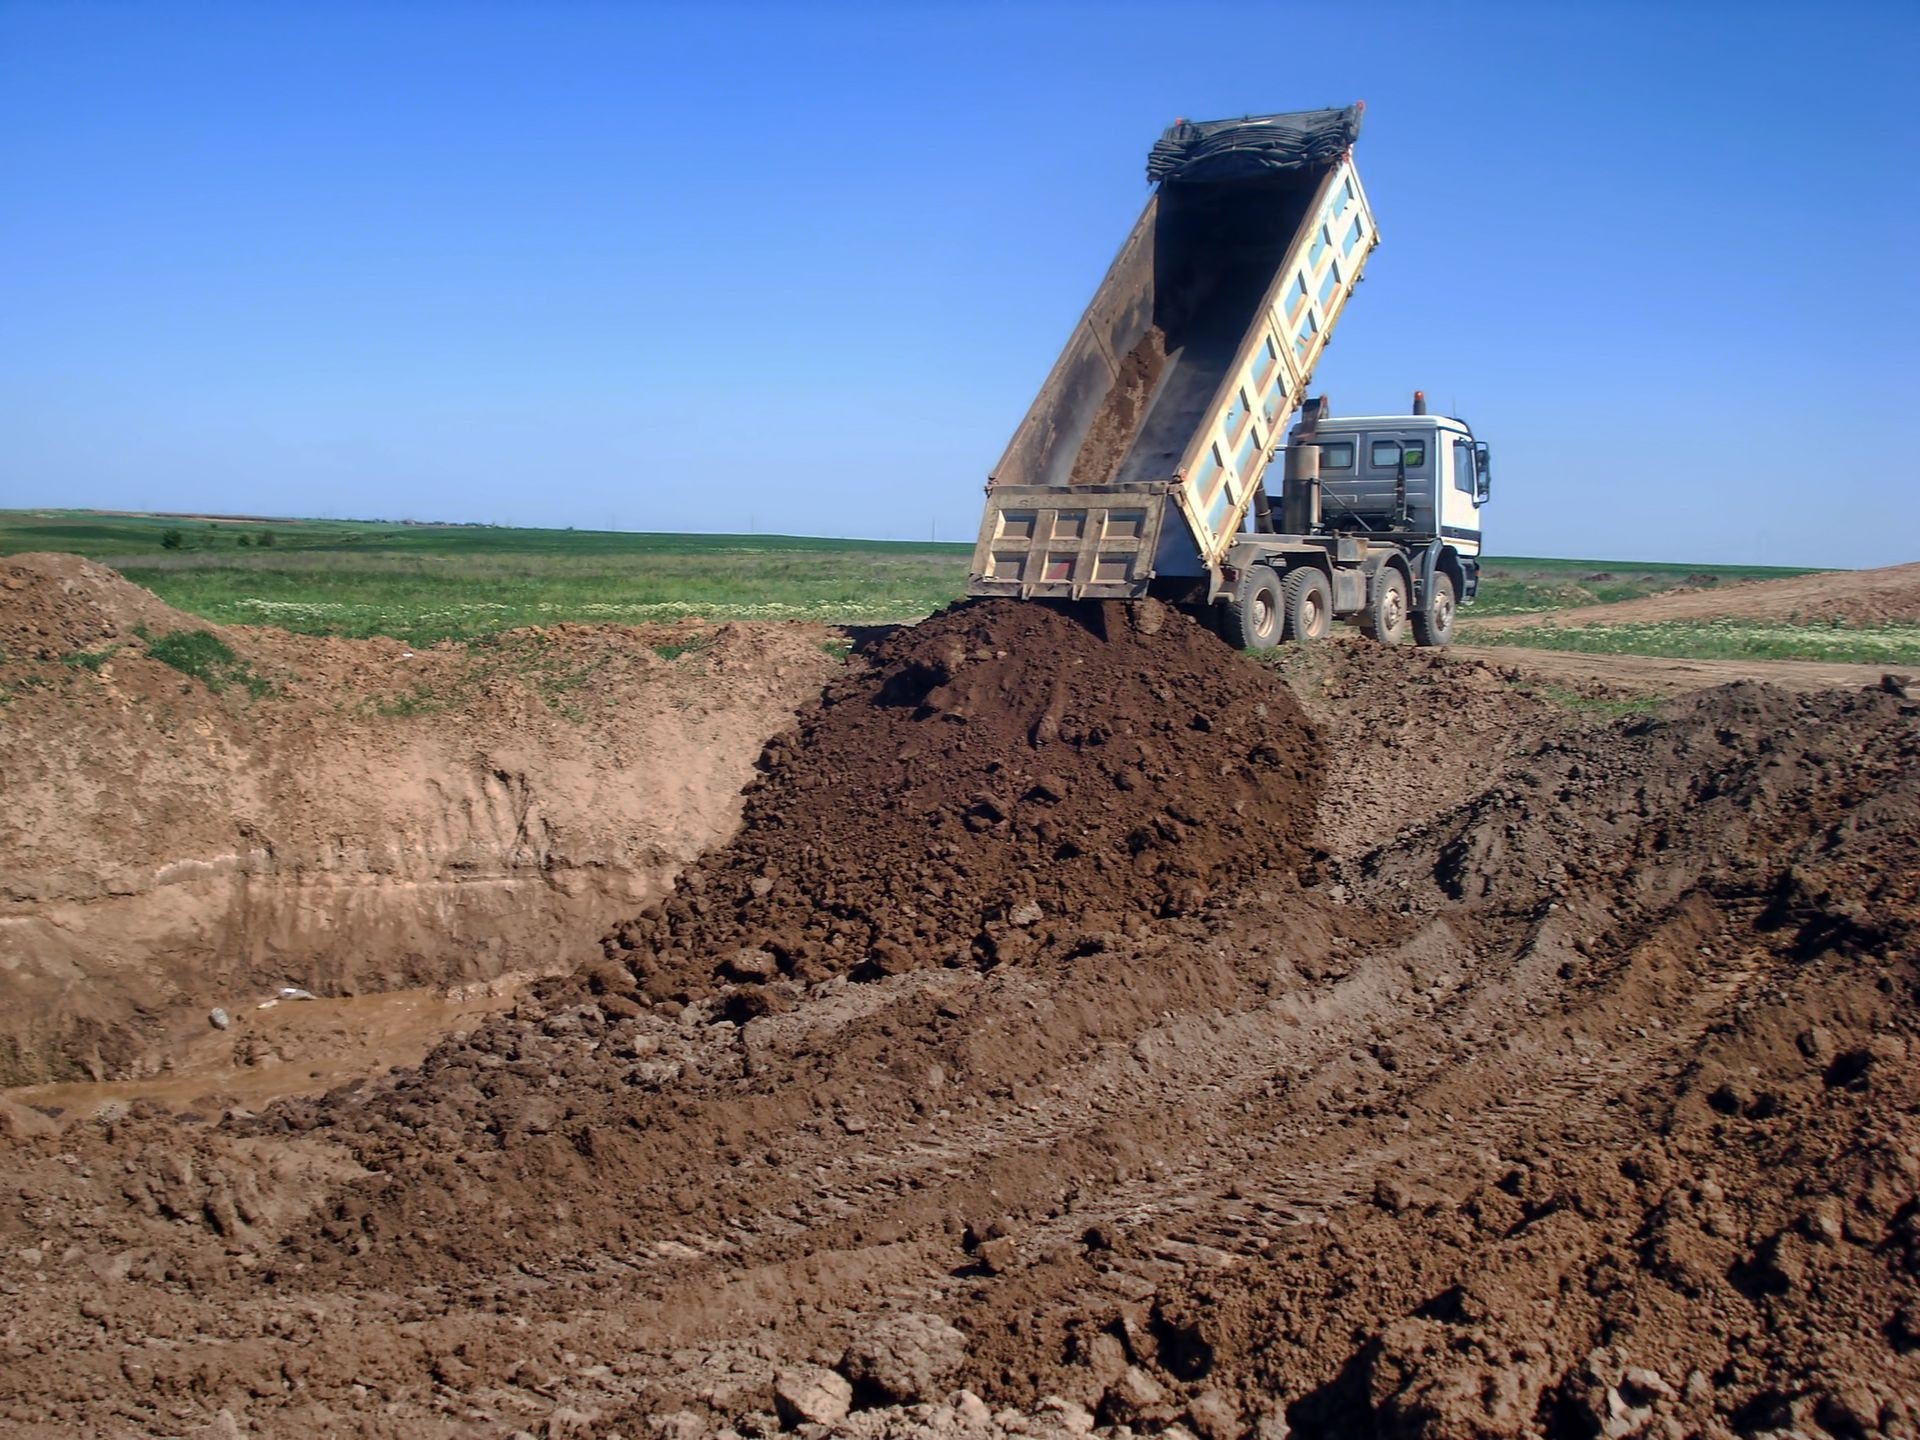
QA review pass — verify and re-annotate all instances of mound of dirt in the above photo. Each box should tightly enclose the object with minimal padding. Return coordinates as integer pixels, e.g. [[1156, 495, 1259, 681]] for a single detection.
[[0, 550, 201, 659], [2, 605, 1916, 1439], [603, 598, 1319, 1002]]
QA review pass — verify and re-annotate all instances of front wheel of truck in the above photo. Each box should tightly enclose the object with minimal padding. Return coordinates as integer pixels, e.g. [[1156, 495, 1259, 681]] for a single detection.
[[1223, 565, 1285, 650], [1363, 567, 1410, 645], [1412, 570, 1457, 648]]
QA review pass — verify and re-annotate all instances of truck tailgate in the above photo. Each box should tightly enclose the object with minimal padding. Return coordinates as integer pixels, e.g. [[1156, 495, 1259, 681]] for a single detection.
[[967, 484, 1170, 600]]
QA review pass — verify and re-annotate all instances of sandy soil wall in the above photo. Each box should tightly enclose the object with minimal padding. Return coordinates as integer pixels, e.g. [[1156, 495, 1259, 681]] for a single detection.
[[0, 553, 833, 1084]]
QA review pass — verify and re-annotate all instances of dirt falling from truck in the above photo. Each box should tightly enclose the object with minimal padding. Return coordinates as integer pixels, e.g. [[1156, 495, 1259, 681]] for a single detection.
[[1067, 328, 1167, 487]]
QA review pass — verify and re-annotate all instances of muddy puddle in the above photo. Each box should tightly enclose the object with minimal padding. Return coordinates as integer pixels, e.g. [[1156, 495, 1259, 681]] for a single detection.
[[5, 976, 530, 1119]]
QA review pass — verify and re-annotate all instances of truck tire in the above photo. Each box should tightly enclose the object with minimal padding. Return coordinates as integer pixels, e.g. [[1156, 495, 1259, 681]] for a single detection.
[[1283, 567, 1333, 641], [1363, 567, 1410, 645], [1223, 565, 1285, 650], [1412, 570, 1457, 648]]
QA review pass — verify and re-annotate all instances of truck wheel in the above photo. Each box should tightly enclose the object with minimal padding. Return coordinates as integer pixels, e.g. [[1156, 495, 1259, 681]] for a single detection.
[[1412, 570, 1457, 648], [1283, 567, 1332, 641], [1223, 565, 1285, 650], [1363, 567, 1409, 645]]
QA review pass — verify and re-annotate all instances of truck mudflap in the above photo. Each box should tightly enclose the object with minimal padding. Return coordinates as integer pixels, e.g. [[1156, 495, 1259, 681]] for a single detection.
[[967, 484, 1171, 600]]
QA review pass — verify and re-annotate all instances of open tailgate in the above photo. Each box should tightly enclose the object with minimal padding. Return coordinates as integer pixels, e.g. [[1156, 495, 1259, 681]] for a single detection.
[[966, 484, 1170, 600]]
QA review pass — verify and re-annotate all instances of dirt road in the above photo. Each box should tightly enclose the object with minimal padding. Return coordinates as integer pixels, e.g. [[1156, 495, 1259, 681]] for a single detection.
[[1467, 559, 1920, 631], [1454, 644, 1904, 695], [3, 591, 1915, 1440]]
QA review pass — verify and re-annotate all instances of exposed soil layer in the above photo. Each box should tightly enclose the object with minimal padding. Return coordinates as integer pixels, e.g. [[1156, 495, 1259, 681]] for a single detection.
[[2, 587, 1918, 1440], [1068, 329, 1167, 488], [0, 552, 833, 1085]]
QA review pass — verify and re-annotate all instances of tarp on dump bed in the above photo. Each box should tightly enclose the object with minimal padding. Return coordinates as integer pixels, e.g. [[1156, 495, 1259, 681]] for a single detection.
[[1146, 105, 1363, 184]]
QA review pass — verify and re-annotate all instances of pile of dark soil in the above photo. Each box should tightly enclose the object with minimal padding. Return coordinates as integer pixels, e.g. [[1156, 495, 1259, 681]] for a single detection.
[[603, 597, 1319, 1008]]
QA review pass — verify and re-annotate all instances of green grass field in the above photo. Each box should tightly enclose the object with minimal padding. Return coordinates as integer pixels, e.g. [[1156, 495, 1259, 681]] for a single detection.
[[3, 509, 1885, 664], [1462, 619, 1920, 667], [0, 510, 971, 645]]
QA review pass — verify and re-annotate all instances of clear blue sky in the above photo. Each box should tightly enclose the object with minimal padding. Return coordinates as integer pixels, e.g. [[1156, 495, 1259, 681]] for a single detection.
[[2, 1, 1915, 566]]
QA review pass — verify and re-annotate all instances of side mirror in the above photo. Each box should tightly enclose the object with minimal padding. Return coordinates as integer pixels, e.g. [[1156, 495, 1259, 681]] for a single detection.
[[1473, 441, 1491, 503]]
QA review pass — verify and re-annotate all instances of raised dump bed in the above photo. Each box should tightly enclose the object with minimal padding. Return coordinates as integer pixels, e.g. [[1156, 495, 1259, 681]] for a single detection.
[[971, 106, 1377, 600]]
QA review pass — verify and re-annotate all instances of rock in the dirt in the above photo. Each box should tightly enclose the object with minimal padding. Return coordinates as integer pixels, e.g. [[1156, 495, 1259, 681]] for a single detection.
[[841, 1311, 968, 1403], [951, 1390, 992, 1426], [649, 1413, 707, 1440], [976, 1235, 1018, 1273], [724, 948, 778, 982], [773, 1364, 852, 1427], [0, 1099, 58, 1142], [1080, 1331, 1128, 1384], [208, 1007, 230, 1031], [1038, 1396, 1097, 1435], [1102, 1365, 1169, 1424], [1186, 1388, 1242, 1440]]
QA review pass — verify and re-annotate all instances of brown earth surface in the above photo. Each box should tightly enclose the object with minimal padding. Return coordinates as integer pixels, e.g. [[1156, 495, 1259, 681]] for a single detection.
[[0, 552, 835, 1086], [2, 579, 1918, 1440], [1454, 645, 1908, 697], [1466, 560, 1920, 631]]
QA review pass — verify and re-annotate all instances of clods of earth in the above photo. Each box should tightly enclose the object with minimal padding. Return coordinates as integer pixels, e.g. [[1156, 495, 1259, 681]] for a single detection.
[[2, 569, 1918, 1440]]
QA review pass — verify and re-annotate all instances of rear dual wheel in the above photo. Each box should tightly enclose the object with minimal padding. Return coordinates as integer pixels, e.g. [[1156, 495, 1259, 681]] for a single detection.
[[1282, 567, 1332, 641], [1222, 565, 1332, 650], [1222, 565, 1285, 650]]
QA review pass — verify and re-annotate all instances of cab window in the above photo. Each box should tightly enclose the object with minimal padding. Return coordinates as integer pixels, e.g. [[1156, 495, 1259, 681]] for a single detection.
[[1369, 439, 1427, 470], [1317, 441, 1354, 469], [1452, 440, 1476, 495]]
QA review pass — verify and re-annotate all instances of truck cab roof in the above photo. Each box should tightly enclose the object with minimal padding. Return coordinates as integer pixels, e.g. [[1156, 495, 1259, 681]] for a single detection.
[[1306, 414, 1472, 435]]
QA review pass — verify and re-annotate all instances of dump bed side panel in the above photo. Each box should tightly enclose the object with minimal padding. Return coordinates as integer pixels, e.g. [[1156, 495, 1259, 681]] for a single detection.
[[1168, 160, 1377, 571]]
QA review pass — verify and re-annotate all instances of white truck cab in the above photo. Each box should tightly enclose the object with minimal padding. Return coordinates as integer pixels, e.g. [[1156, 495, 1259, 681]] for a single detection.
[[1304, 412, 1489, 555]]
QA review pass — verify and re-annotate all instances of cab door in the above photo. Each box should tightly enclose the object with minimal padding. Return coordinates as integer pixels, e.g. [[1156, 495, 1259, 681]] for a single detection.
[[1440, 435, 1483, 552]]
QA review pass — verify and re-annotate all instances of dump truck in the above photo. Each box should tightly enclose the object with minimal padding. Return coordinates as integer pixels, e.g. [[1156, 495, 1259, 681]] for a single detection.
[[967, 105, 1491, 648]]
